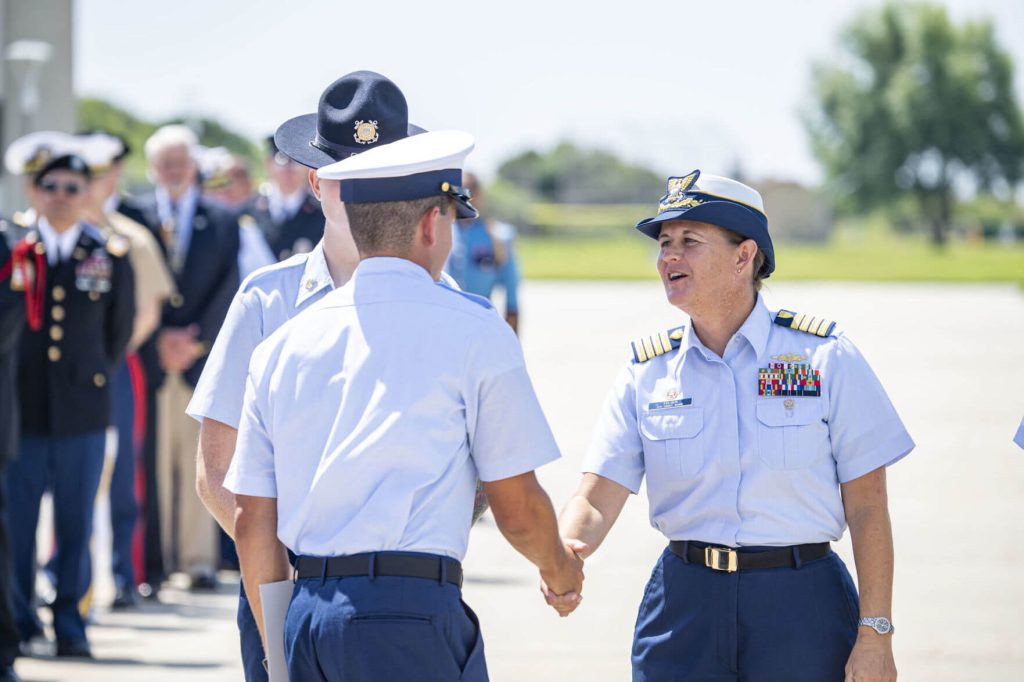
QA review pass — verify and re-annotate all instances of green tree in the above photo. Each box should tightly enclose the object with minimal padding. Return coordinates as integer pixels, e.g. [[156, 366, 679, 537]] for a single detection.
[[806, 2, 1024, 245], [77, 97, 261, 190], [497, 142, 663, 204]]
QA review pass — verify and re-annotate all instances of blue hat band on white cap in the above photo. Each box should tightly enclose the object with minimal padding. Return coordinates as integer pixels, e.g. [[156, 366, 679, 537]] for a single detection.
[[338, 168, 461, 203]]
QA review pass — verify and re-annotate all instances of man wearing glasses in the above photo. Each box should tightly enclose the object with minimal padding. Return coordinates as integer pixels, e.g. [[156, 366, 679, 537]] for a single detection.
[[1, 131, 135, 659]]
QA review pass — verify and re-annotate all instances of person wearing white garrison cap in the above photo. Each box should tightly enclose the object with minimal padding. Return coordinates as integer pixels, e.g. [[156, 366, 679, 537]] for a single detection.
[[553, 170, 914, 681], [226, 130, 583, 681]]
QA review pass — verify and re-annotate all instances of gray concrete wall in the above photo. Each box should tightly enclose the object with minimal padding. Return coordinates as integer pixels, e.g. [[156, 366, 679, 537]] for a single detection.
[[0, 0, 74, 215]]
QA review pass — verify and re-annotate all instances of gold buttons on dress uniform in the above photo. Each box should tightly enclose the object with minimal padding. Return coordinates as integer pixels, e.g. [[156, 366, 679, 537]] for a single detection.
[[52, 305, 65, 321], [52, 286, 66, 301], [170, 293, 184, 308], [49, 326, 63, 341], [93, 373, 106, 387], [89, 291, 100, 301], [48, 346, 61, 362]]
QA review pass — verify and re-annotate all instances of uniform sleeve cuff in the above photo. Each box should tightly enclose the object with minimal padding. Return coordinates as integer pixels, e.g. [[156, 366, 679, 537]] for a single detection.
[[836, 431, 915, 483], [581, 458, 643, 495], [476, 449, 560, 483], [185, 400, 242, 430], [224, 473, 277, 498]]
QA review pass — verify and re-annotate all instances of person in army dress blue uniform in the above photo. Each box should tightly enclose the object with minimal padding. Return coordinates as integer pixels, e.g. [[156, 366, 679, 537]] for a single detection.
[[0, 216, 26, 681], [1, 132, 135, 659], [555, 171, 911, 681], [241, 136, 327, 262]]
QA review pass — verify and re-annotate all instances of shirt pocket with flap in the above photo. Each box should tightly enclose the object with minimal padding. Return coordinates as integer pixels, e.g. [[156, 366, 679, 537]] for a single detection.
[[639, 407, 705, 479], [755, 400, 829, 470]]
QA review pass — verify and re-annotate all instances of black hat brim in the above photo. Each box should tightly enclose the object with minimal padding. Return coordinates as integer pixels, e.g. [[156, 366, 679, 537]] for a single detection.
[[274, 114, 427, 169], [454, 195, 478, 220], [635, 200, 775, 276]]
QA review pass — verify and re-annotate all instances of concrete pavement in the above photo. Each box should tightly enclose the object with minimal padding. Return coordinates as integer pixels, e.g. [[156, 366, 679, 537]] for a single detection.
[[13, 281, 1024, 681]]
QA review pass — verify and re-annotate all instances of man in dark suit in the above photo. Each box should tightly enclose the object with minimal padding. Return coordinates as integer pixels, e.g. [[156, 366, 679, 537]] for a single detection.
[[133, 124, 239, 591], [0, 216, 25, 682], [2, 134, 135, 659]]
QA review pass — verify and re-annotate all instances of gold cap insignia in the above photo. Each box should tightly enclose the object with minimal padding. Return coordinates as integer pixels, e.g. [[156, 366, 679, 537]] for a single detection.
[[353, 120, 379, 145], [658, 171, 703, 214]]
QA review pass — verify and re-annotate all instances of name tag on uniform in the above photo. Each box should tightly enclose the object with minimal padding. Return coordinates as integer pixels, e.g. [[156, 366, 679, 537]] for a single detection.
[[647, 397, 692, 411]]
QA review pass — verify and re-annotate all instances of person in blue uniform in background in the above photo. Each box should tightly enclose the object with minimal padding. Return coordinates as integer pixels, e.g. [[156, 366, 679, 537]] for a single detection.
[[554, 170, 911, 682], [1, 132, 135, 659], [445, 172, 521, 332]]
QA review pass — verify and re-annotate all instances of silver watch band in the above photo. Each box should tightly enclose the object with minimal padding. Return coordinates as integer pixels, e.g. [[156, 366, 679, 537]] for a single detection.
[[858, 616, 894, 635]]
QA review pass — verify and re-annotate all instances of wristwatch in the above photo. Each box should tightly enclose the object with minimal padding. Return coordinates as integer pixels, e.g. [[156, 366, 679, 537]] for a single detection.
[[858, 616, 894, 635]]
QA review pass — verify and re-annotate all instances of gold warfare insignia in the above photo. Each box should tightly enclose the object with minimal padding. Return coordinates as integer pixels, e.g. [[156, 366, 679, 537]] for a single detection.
[[353, 120, 380, 145], [773, 309, 836, 338], [772, 353, 808, 362], [658, 171, 703, 214]]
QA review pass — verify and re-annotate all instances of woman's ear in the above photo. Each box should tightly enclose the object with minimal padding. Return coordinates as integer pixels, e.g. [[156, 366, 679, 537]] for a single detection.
[[736, 239, 757, 271]]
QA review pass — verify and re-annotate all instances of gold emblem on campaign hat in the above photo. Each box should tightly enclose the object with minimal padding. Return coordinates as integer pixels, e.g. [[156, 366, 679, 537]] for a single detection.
[[353, 120, 379, 145]]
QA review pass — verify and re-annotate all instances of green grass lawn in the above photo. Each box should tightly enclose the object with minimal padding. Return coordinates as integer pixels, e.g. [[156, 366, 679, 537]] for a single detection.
[[518, 231, 1024, 284]]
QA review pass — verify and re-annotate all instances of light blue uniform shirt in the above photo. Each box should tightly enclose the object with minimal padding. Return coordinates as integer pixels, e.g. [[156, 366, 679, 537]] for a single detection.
[[584, 295, 914, 547], [1015, 417, 1024, 449], [186, 241, 335, 429], [187, 242, 464, 429], [224, 257, 560, 560]]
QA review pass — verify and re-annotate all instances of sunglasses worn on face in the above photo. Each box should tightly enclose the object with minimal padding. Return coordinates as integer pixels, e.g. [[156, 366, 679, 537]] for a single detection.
[[39, 180, 83, 196]]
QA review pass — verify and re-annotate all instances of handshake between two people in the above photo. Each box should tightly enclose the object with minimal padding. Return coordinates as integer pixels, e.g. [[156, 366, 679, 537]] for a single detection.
[[538, 538, 589, 618]]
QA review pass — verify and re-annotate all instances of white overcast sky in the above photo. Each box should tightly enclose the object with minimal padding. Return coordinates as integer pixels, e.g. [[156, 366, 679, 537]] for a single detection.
[[75, 0, 1024, 185]]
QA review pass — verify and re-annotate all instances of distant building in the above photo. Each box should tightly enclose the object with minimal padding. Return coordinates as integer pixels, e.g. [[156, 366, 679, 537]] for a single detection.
[[0, 0, 75, 213], [754, 179, 833, 242]]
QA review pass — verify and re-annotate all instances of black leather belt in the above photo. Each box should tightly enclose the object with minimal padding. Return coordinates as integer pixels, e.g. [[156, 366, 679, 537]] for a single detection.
[[669, 540, 831, 572], [294, 552, 463, 588]]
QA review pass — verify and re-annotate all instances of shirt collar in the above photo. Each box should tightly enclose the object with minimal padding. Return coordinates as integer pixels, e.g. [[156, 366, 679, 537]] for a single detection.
[[353, 256, 435, 284], [36, 217, 83, 264], [681, 294, 771, 362], [294, 240, 334, 307]]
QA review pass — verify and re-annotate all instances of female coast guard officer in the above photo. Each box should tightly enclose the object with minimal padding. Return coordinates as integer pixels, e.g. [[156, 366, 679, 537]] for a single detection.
[[556, 171, 913, 681]]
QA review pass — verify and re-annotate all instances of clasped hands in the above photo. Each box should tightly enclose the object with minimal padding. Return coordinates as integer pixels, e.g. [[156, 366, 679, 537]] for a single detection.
[[157, 324, 203, 372], [539, 539, 588, 618]]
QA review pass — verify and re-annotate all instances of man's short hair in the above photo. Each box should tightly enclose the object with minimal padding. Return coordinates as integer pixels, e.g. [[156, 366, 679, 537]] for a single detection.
[[144, 124, 199, 162], [345, 196, 449, 255]]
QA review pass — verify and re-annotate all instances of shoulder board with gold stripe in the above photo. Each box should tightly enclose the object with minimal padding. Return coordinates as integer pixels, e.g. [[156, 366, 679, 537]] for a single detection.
[[773, 309, 836, 337], [631, 326, 685, 364]]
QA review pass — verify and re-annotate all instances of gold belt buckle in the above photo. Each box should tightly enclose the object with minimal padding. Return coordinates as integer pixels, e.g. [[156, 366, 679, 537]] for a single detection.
[[704, 546, 738, 573]]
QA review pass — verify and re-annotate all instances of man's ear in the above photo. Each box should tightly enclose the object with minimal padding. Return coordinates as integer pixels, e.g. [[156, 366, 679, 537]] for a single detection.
[[419, 206, 442, 247], [308, 169, 320, 199]]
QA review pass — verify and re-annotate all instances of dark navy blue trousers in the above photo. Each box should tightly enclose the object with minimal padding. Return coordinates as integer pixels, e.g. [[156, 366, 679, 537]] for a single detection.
[[4, 432, 106, 643], [109, 360, 139, 592], [632, 546, 859, 681], [284, 568, 487, 681], [238, 581, 268, 682]]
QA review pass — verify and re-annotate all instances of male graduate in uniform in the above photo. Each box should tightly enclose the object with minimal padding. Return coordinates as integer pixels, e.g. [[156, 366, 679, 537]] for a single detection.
[[227, 130, 583, 681], [189, 70, 430, 681], [1, 132, 135, 658]]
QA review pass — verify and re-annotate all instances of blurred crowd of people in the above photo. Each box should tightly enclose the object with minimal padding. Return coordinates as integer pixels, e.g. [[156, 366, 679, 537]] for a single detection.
[[0, 123, 520, 680]]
